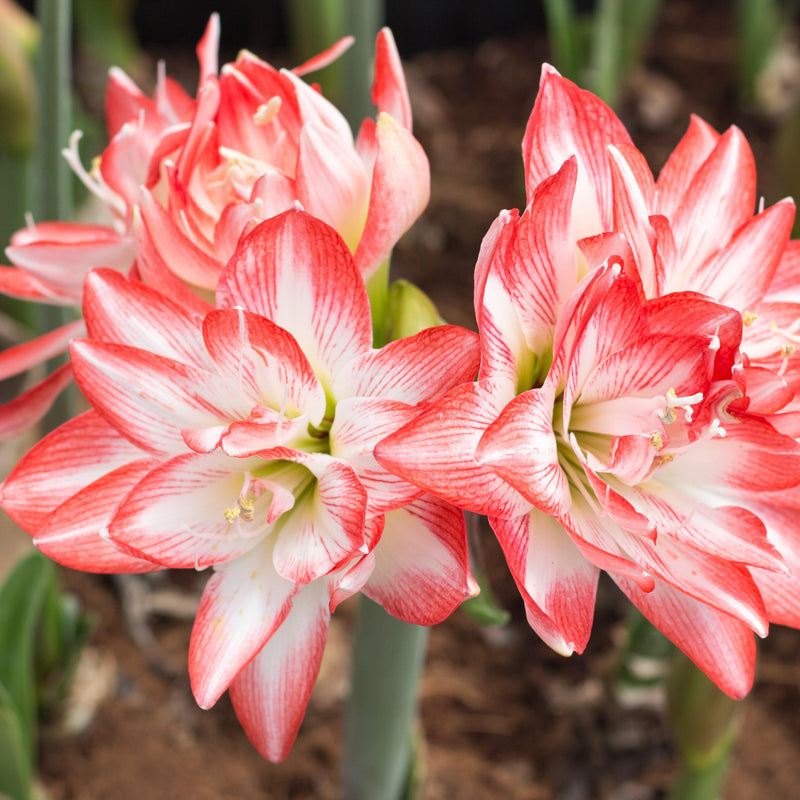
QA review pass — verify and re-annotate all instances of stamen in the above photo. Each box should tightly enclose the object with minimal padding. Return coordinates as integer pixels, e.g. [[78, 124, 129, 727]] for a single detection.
[[742, 310, 758, 327], [650, 431, 664, 450], [61, 130, 127, 219], [657, 387, 704, 424], [253, 96, 282, 125], [779, 343, 795, 377]]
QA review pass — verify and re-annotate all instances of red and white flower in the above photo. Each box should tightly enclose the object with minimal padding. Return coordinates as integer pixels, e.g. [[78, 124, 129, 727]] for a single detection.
[[376, 67, 800, 697], [0, 15, 428, 437], [1, 209, 477, 760]]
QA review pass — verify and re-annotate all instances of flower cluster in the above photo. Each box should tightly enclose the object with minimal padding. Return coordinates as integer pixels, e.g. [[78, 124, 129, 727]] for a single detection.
[[3, 19, 800, 765], [377, 66, 800, 697]]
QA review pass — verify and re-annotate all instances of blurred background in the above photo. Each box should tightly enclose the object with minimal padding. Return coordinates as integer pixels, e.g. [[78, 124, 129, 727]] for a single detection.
[[2, 1, 800, 798]]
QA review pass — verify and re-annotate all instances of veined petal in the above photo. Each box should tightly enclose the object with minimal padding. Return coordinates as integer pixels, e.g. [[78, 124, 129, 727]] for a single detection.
[[372, 28, 412, 130], [522, 64, 632, 237], [477, 385, 570, 516], [268, 449, 367, 584], [329, 397, 422, 515], [690, 199, 794, 308], [218, 209, 373, 387], [70, 339, 248, 454], [353, 113, 430, 280], [293, 36, 354, 77], [0, 363, 74, 440], [0, 319, 84, 380], [614, 575, 756, 699], [83, 268, 209, 364], [107, 452, 268, 569], [364, 495, 475, 625], [6, 222, 135, 296], [656, 114, 720, 219], [374, 379, 532, 518], [332, 324, 480, 403], [203, 308, 326, 425], [33, 460, 160, 573], [296, 121, 370, 250], [490, 510, 599, 655], [671, 127, 757, 282], [501, 157, 578, 354], [0, 265, 72, 303], [189, 536, 298, 709], [228, 578, 331, 762], [1, 410, 146, 532]]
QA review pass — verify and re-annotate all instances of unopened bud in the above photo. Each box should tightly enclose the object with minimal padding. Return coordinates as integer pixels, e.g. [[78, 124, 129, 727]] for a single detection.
[[385, 279, 445, 341]]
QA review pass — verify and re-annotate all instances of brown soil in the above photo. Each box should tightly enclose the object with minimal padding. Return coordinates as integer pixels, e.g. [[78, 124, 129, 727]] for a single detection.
[[12, 1, 800, 798]]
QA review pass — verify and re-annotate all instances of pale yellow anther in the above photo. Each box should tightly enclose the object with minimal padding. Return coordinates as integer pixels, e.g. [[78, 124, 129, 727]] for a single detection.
[[654, 454, 675, 467], [781, 344, 796, 359], [742, 310, 758, 326], [650, 431, 664, 449], [239, 494, 256, 521], [254, 96, 281, 126], [224, 506, 240, 523]]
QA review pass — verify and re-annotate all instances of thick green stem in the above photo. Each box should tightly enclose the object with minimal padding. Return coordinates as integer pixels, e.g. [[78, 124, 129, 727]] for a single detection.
[[343, 597, 428, 800], [667, 652, 742, 800], [35, 0, 73, 429]]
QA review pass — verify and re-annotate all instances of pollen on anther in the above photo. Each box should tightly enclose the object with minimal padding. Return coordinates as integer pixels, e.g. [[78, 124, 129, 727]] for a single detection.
[[650, 431, 664, 449], [742, 310, 758, 326], [224, 506, 240, 523]]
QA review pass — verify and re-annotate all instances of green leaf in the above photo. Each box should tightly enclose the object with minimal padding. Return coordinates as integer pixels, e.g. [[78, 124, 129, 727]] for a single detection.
[[0, 550, 56, 758], [0, 682, 32, 800]]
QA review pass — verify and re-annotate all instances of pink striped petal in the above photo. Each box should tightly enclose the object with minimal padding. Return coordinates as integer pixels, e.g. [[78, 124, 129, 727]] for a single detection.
[[374, 379, 532, 518], [608, 145, 658, 296], [296, 121, 371, 250], [218, 209, 373, 385], [190, 537, 298, 709], [656, 115, 720, 219], [329, 397, 422, 515], [332, 324, 480, 404], [1, 410, 146, 533], [108, 452, 268, 569], [477, 385, 570, 516], [0, 319, 83, 380], [364, 495, 475, 625], [522, 64, 632, 236], [500, 158, 578, 354], [133, 211, 213, 317], [266, 450, 367, 584], [0, 265, 72, 303], [34, 460, 160, 573], [0, 363, 73, 440], [691, 199, 794, 307], [6, 222, 135, 296], [196, 13, 220, 83], [491, 510, 599, 655], [70, 339, 247, 454], [83, 268, 209, 364], [614, 575, 756, 699], [138, 188, 222, 290], [228, 579, 331, 762], [203, 308, 326, 425], [353, 113, 430, 280], [746, 502, 800, 627], [371, 28, 412, 130], [671, 127, 757, 279], [292, 36, 354, 77]]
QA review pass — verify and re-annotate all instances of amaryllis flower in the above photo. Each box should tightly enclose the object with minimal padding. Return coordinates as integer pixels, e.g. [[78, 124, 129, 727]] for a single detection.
[[1, 208, 477, 760], [376, 72, 800, 696], [0, 15, 428, 437]]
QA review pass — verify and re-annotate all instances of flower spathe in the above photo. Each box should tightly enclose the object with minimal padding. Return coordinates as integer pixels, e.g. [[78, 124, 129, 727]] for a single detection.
[[0, 16, 429, 437], [376, 66, 800, 698], [1, 209, 478, 761]]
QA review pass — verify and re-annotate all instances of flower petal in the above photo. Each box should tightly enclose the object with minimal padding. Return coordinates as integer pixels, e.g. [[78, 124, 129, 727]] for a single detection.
[[189, 536, 298, 709], [364, 495, 475, 625], [218, 208, 373, 387], [228, 578, 331, 762]]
